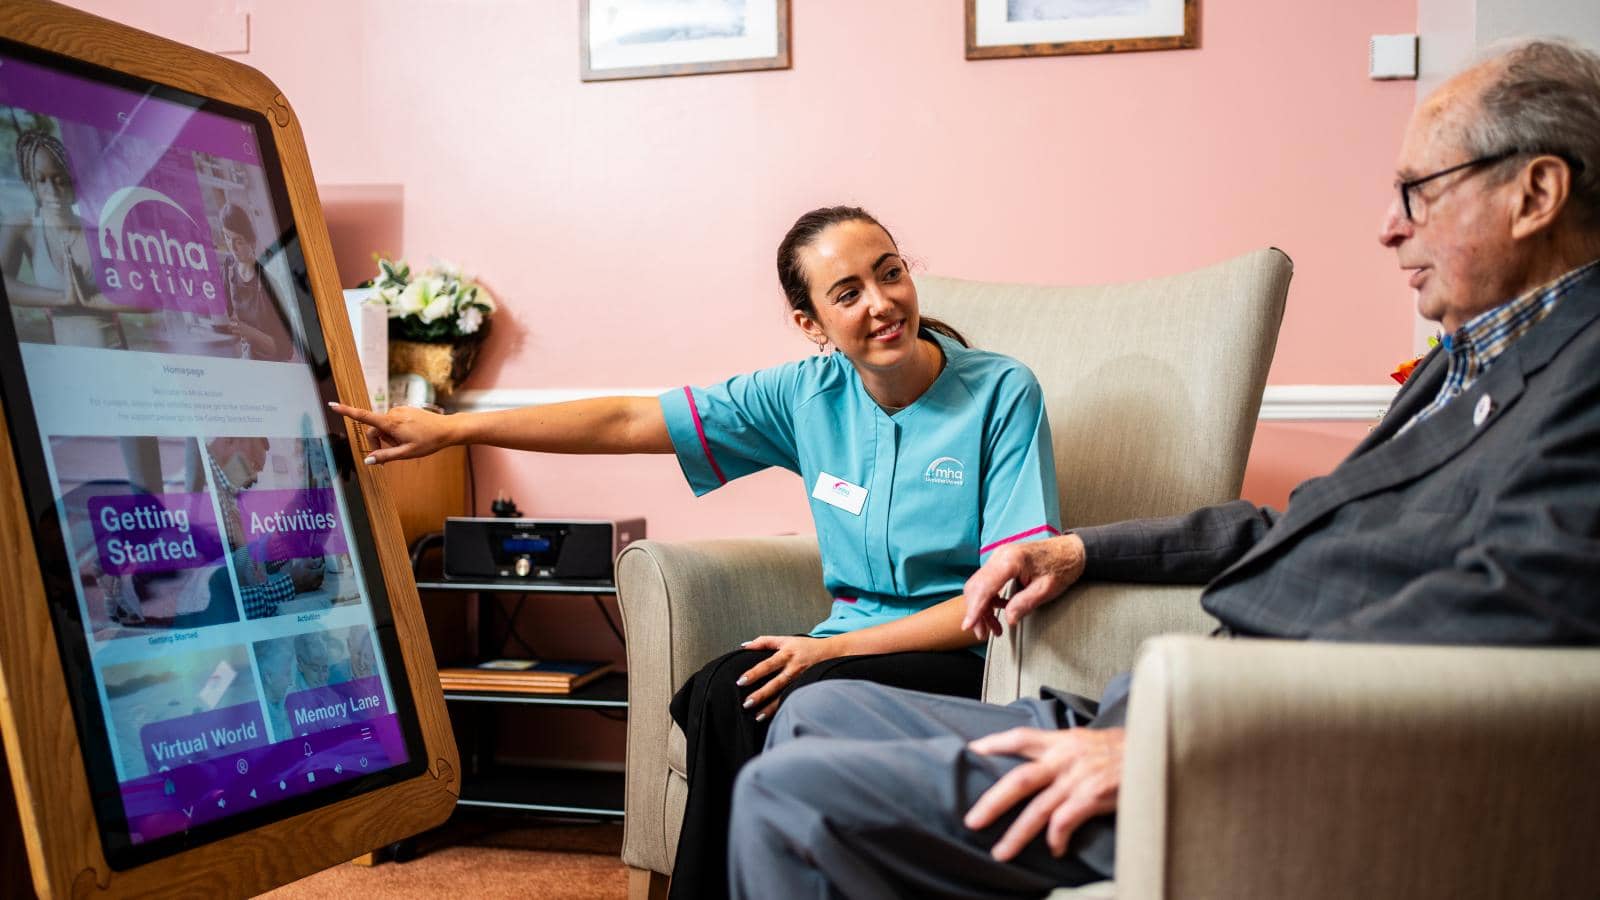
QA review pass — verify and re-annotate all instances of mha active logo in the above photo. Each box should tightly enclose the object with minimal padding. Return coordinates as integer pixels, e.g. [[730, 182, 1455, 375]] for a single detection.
[[92, 183, 223, 312], [923, 456, 965, 486]]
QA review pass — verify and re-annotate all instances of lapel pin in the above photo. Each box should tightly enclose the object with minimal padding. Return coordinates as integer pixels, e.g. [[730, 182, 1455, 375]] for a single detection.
[[1473, 394, 1494, 426]]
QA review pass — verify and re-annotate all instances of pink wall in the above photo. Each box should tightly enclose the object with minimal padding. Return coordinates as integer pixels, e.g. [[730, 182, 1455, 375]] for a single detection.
[[1244, 421, 1379, 504], [66, 0, 1419, 535]]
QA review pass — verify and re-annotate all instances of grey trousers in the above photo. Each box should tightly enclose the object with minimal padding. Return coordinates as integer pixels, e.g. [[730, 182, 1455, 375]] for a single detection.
[[728, 679, 1122, 899]]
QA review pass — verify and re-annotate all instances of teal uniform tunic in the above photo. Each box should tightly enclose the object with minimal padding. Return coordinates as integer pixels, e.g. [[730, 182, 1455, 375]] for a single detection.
[[659, 331, 1061, 638]]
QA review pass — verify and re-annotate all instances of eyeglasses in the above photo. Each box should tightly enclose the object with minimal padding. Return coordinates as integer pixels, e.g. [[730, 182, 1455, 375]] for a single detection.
[[1396, 149, 1518, 223], [1397, 148, 1588, 223]]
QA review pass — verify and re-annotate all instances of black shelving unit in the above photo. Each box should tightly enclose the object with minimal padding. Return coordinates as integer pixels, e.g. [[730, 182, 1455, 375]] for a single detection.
[[416, 579, 617, 595], [412, 563, 626, 820], [456, 767, 625, 817]]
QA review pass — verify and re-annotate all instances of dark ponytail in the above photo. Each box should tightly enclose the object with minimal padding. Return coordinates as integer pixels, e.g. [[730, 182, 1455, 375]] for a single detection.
[[776, 206, 970, 347], [917, 316, 968, 347]]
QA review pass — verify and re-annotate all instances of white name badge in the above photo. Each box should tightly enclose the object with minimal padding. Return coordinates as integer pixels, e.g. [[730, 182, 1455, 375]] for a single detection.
[[811, 471, 868, 516]]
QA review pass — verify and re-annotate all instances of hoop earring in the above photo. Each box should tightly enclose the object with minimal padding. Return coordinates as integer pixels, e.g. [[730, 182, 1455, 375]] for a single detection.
[[814, 337, 831, 354]]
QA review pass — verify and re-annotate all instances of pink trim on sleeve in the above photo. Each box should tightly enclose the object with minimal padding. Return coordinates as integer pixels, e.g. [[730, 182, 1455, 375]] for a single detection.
[[683, 386, 728, 486], [980, 524, 1061, 555]]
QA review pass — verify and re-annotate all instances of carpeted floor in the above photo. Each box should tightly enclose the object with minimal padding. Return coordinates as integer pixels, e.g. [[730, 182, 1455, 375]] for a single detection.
[[262, 815, 628, 899]]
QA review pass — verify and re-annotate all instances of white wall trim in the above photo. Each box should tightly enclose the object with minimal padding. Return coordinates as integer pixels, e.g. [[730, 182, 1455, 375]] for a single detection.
[[1256, 385, 1398, 421], [451, 387, 665, 412], [452, 384, 1400, 422]]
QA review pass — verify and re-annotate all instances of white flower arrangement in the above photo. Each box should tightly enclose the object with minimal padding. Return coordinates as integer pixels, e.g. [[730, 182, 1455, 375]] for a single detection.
[[367, 257, 495, 342]]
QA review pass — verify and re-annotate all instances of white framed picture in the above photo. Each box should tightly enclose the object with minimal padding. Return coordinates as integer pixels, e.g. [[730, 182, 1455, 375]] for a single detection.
[[966, 0, 1197, 59], [581, 0, 791, 82]]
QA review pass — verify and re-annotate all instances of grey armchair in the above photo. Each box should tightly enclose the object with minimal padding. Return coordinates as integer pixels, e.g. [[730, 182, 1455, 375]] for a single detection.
[[1101, 636, 1600, 899], [615, 248, 1294, 899]]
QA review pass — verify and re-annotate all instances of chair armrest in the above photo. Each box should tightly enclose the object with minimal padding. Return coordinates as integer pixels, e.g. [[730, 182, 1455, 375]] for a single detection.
[[1118, 636, 1600, 900], [614, 535, 831, 873], [616, 535, 833, 690], [983, 582, 1215, 704]]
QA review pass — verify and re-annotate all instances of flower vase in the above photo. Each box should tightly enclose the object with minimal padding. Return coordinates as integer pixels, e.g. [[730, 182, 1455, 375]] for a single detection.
[[389, 329, 485, 399]]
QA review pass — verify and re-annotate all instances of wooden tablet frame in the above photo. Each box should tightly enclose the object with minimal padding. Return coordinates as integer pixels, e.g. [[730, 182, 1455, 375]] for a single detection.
[[0, 2, 459, 895]]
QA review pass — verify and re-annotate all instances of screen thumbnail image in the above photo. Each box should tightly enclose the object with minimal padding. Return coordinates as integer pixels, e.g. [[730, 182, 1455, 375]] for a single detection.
[[0, 111, 133, 349], [0, 108, 301, 361], [254, 625, 386, 741], [192, 150, 306, 363], [49, 434, 239, 640], [1, 109, 217, 352], [202, 434, 360, 620], [101, 643, 267, 781]]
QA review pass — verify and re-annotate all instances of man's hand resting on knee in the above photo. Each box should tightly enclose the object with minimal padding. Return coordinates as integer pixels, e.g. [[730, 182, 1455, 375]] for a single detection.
[[962, 533, 1088, 640], [964, 725, 1124, 861]]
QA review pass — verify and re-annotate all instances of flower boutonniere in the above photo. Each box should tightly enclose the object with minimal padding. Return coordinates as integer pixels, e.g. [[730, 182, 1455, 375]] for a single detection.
[[1390, 355, 1423, 385], [1390, 336, 1441, 385]]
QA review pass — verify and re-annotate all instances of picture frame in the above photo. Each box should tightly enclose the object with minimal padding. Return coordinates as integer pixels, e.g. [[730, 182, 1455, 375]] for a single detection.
[[965, 0, 1198, 59], [581, 0, 791, 82]]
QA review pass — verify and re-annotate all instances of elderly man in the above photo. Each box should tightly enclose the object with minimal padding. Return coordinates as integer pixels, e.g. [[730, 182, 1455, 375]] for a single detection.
[[727, 38, 1600, 899]]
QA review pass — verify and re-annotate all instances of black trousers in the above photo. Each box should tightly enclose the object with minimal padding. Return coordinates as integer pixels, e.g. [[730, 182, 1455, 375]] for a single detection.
[[666, 647, 985, 900]]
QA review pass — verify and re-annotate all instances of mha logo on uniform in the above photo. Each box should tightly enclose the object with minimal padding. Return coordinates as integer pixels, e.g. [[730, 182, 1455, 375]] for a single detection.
[[923, 456, 964, 486]]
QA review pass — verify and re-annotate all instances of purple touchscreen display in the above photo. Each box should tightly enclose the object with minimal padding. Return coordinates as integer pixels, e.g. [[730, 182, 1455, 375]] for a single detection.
[[0, 43, 416, 859]]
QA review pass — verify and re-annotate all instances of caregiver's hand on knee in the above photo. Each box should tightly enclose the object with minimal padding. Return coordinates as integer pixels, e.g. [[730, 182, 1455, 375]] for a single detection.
[[736, 635, 843, 721], [963, 725, 1124, 862]]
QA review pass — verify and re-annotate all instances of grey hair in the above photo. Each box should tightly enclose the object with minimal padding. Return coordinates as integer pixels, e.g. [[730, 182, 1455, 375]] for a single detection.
[[1459, 38, 1600, 229]]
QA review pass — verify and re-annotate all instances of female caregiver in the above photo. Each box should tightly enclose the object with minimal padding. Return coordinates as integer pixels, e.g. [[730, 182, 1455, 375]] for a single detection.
[[330, 206, 1061, 899]]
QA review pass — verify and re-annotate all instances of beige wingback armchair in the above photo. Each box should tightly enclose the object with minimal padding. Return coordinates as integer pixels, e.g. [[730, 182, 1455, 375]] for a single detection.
[[1098, 636, 1600, 900], [987, 548, 1600, 899], [615, 248, 1294, 899]]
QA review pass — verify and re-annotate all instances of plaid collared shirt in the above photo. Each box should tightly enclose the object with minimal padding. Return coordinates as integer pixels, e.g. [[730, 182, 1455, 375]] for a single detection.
[[1401, 258, 1600, 434]]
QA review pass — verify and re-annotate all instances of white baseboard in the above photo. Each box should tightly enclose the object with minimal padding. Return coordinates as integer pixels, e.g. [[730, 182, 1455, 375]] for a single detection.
[[451, 384, 1399, 423]]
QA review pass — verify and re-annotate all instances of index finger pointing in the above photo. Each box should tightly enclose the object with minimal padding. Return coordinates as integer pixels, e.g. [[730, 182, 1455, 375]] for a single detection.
[[327, 401, 383, 428]]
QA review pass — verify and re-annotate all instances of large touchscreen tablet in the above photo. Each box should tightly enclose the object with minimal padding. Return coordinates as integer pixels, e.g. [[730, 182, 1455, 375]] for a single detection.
[[0, 38, 428, 869]]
